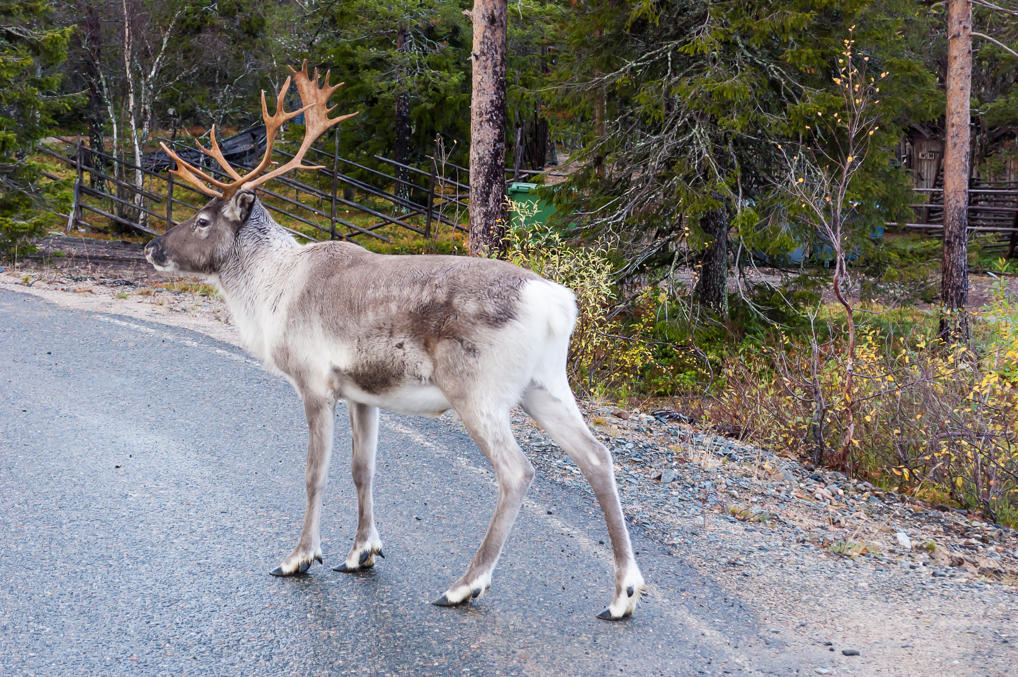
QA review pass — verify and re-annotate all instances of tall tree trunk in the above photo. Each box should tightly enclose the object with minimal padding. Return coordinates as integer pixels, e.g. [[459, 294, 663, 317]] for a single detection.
[[82, 4, 106, 190], [940, 0, 972, 343], [394, 25, 411, 205], [693, 208, 729, 313], [521, 111, 549, 171], [122, 0, 142, 192], [468, 0, 508, 257]]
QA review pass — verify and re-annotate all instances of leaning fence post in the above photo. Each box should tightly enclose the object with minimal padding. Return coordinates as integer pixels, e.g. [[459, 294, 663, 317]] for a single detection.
[[330, 127, 340, 240], [166, 170, 174, 230], [66, 141, 84, 233], [425, 153, 437, 239]]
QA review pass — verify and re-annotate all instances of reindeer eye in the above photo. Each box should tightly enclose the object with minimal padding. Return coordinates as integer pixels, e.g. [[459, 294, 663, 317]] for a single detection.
[[196, 216, 210, 228]]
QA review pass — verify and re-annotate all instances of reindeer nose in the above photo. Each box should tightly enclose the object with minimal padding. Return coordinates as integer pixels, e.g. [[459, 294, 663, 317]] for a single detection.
[[144, 237, 164, 264]]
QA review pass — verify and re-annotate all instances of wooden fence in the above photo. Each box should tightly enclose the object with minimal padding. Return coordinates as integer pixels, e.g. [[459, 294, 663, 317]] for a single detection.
[[890, 184, 1018, 257], [42, 133, 470, 244]]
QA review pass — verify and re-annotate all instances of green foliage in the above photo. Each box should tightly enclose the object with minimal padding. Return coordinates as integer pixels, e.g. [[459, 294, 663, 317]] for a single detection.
[[546, 0, 938, 287], [970, 1, 1018, 128], [318, 0, 472, 166], [857, 234, 940, 304], [1, 0, 77, 256], [970, 235, 1018, 275]]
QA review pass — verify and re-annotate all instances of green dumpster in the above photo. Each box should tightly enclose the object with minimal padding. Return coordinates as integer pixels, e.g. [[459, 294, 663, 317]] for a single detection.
[[507, 182, 555, 228]]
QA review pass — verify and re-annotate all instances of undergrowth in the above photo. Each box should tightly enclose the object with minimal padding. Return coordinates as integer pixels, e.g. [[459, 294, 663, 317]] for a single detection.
[[708, 281, 1018, 526], [505, 201, 1017, 525]]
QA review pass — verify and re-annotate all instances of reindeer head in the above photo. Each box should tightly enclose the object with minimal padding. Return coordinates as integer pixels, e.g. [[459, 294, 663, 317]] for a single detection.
[[145, 62, 356, 275], [145, 191, 257, 274]]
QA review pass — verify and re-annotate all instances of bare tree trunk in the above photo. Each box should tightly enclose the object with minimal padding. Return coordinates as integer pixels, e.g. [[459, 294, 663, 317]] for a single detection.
[[122, 0, 143, 195], [394, 25, 411, 206], [940, 0, 972, 343], [830, 237, 857, 471], [468, 0, 508, 257], [82, 4, 106, 190], [693, 207, 729, 313]]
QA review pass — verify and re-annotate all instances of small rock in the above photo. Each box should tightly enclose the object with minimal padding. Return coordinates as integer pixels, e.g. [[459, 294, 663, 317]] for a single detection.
[[660, 469, 678, 484], [896, 531, 912, 550], [842, 649, 860, 656]]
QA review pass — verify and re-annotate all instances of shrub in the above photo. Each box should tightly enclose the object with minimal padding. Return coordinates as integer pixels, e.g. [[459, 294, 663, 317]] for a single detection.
[[711, 281, 1018, 525], [503, 206, 653, 400]]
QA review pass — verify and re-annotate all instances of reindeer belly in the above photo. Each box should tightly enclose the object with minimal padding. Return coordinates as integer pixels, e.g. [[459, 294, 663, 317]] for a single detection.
[[330, 347, 450, 416], [343, 382, 452, 417]]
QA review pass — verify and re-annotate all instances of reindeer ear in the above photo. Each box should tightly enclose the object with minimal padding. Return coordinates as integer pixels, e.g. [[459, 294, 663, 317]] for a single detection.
[[223, 190, 257, 229]]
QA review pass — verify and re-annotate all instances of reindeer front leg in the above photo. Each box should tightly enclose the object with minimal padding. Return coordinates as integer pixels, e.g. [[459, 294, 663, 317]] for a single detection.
[[271, 394, 335, 576], [334, 402, 384, 572]]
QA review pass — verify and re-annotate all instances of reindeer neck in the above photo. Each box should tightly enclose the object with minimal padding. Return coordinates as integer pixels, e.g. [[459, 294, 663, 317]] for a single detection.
[[217, 202, 298, 294], [213, 203, 301, 358]]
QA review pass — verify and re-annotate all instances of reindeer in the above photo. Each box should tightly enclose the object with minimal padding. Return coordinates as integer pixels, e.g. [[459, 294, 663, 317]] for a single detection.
[[146, 63, 646, 620]]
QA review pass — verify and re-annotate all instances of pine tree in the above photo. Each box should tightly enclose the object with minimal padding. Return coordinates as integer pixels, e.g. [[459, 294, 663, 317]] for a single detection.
[[469, 0, 508, 255]]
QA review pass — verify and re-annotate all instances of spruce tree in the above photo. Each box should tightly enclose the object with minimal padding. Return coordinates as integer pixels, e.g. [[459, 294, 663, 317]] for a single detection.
[[548, 0, 937, 313], [0, 0, 76, 256]]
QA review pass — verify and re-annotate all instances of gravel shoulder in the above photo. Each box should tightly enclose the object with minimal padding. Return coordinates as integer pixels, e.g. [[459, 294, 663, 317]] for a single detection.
[[4, 237, 1017, 674]]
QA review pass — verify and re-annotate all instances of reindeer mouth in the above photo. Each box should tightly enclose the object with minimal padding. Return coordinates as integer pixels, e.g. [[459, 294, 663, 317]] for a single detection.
[[144, 243, 177, 272]]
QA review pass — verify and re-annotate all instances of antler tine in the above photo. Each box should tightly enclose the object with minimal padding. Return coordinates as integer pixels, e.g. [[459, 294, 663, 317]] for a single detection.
[[159, 141, 231, 197], [203, 74, 320, 198], [196, 126, 243, 181], [240, 76, 296, 179], [159, 65, 351, 200], [241, 63, 358, 192]]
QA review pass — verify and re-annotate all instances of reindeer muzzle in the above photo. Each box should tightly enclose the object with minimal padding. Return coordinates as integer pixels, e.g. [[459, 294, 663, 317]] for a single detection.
[[144, 238, 168, 267]]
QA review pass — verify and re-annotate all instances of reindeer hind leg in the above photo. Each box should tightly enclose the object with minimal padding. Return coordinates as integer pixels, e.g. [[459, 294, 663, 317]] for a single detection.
[[521, 381, 646, 620]]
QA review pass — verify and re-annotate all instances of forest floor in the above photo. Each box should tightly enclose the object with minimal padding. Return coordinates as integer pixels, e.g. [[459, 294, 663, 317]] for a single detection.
[[3, 235, 1018, 674]]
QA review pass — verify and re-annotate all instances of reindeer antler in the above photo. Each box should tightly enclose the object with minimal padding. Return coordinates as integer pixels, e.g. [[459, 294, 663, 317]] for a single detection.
[[159, 62, 357, 199]]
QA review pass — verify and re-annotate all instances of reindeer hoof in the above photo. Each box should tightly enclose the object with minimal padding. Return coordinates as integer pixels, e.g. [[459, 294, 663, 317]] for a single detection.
[[431, 593, 466, 607], [334, 541, 383, 573], [270, 559, 312, 577], [596, 608, 630, 621], [333, 560, 374, 573]]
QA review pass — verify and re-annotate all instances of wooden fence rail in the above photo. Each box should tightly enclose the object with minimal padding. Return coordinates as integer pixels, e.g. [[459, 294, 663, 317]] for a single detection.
[[886, 181, 1018, 257]]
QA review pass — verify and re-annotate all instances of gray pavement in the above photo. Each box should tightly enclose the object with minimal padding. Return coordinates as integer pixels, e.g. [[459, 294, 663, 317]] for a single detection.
[[0, 288, 800, 675]]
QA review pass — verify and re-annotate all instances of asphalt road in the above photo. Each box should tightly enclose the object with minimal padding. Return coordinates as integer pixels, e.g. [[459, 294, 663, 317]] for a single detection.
[[0, 288, 803, 675]]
